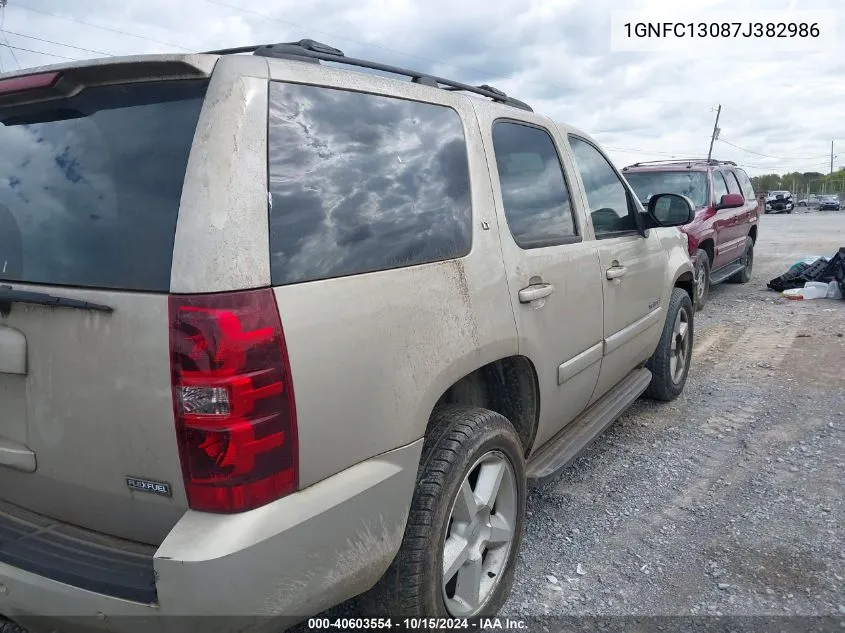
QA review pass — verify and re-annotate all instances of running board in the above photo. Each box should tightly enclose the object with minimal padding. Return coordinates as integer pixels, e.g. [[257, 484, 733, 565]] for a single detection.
[[526, 368, 652, 483], [709, 261, 744, 285]]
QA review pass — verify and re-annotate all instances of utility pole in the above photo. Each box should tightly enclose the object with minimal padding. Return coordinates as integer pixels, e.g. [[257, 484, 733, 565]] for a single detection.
[[831, 140, 835, 175], [707, 105, 721, 162]]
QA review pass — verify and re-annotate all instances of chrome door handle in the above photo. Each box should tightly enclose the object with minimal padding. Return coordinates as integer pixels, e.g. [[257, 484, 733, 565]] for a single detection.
[[606, 266, 627, 280], [518, 283, 555, 303]]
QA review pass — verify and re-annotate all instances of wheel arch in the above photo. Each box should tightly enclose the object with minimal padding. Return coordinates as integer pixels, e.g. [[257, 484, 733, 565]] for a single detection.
[[428, 355, 540, 457]]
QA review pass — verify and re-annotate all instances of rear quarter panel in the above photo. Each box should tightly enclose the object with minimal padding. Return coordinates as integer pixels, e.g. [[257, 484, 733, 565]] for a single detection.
[[201, 60, 518, 489]]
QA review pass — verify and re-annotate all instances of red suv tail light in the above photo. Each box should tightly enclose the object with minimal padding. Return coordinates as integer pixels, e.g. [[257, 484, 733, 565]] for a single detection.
[[168, 289, 298, 513]]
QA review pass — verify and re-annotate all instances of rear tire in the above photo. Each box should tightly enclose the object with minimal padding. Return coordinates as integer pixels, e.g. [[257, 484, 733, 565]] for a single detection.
[[363, 405, 526, 626], [0, 619, 26, 633], [644, 287, 694, 402], [693, 249, 710, 312], [728, 237, 754, 284]]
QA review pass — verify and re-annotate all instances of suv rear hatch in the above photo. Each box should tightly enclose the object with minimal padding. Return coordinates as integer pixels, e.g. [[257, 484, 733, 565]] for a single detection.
[[0, 65, 208, 545]]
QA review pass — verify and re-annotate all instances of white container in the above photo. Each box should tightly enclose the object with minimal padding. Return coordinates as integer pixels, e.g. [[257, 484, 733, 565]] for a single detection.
[[800, 282, 831, 300], [782, 281, 837, 300]]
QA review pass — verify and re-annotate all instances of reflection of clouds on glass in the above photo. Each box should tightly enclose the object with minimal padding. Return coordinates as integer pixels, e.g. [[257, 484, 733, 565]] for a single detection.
[[267, 82, 472, 285], [491, 123, 576, 248], [569, 137, 628, 218], [0, 82, 205, 290], [624, 171, 709, 209]]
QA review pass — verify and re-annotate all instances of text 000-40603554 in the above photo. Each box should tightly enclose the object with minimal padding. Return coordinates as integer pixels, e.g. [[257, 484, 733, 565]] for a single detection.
[[610, 10, 837, 52]]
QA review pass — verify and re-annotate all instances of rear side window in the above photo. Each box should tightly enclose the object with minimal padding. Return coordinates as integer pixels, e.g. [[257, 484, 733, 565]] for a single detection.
[[734, 168, 756, 201], [0, 80, 207, 291], [267, 83, 472, 286], [723, 171, 742, 195], [491, 121, 578, 249]]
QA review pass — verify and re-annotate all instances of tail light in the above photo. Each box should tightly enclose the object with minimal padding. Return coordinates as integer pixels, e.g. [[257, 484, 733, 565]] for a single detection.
[[168, 289, 298, 513], [0, 72, 61, 96]]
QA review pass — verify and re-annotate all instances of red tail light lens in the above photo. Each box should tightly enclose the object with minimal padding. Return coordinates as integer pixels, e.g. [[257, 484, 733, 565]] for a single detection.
[[168, 289, 298, 513], [0, 72, 61, 96]]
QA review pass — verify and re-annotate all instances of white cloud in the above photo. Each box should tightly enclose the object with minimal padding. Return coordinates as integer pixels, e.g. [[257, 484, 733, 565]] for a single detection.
[[1, 0, 843, 175]]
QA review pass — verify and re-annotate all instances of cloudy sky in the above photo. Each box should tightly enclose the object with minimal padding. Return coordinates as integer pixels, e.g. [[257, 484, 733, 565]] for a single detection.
[[1, 0, 843, 176]]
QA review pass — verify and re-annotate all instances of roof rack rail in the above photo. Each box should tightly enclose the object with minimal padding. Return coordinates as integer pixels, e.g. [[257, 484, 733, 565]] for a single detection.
[[622, 158, 737, 170], [203, 39, 533, 112]]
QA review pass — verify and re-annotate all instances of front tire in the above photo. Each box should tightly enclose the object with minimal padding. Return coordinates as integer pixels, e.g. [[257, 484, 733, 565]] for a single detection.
[[644, 287, 694, 402], [728, 236, 754, 284], [693, 249, 711, 311], [364, 405, 526, 625]]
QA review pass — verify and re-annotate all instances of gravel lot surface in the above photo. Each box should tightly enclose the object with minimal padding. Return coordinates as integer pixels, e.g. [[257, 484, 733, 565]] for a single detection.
[[502, 210, 845, 622], [293, 211, 845, 631]]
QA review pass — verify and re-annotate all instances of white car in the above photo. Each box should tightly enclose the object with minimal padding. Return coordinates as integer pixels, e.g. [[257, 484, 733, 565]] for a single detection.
[[765, 190, 794, 214]]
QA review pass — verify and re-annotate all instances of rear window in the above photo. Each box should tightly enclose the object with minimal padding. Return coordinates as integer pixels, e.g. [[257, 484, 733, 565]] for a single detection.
[[623, 170, 709, 209], [0, 80, 206, 291], [734, 168, 756, 200], [267, 82, 472, 286]]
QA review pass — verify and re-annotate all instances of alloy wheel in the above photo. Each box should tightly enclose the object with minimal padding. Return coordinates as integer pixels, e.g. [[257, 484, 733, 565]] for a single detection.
[[441, 451, 518, 617]]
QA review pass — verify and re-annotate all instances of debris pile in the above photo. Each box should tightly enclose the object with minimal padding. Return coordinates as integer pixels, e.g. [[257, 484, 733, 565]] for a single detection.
[[767, 248, 845, 301]]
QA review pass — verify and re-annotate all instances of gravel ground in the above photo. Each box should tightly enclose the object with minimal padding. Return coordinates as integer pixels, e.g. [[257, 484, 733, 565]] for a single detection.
[[293, 210, 845, 631], [502, 210, 845, 622]]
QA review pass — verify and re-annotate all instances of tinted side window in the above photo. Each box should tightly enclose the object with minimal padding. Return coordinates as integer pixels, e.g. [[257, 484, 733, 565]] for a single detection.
[[712, 171, 729, 201], [267, 83, 472, 286], [723, 170, 742, 195], [568, 136, 637, 237], [735, 168, 756, 200], [491, 122, 578, 249]]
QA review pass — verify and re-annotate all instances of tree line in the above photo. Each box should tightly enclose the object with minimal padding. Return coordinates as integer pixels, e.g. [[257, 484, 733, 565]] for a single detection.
[[751, 168, 845, 196]]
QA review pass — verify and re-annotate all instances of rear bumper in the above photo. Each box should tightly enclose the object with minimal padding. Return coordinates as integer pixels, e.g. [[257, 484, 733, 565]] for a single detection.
[[0, 439, 423, 633]]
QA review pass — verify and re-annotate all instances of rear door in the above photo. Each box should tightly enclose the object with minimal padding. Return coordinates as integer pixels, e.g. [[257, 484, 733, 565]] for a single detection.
[[716, 169, 749, 263], [709, 170, 737, 269], [0, 74, 208, 544], [565, 135, 668, 403], [733, 168, 759, 226], [475, 112, 604, 449]]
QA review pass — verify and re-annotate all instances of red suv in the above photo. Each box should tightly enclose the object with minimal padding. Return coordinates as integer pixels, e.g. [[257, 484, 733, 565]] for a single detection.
[[622, 159, 759, 310]]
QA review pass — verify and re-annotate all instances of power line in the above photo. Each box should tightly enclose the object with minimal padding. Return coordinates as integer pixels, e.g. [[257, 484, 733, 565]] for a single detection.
[[603, 145, 702, 159], [741, 160, 831, 171], [203, 0, 507, 80], [1, 35, 20, 69], [3, 29, 114, 56], [3, 43, 80, 60], [201, 0, 715, 109], [717, 138, 829, 161], [10, 3, 194, 52], [0, 2, 20, 70]]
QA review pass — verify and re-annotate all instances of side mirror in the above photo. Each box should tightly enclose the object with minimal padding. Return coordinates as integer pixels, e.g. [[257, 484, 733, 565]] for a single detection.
[[647, 193, 695, 227], [717, 193, 745, 210]]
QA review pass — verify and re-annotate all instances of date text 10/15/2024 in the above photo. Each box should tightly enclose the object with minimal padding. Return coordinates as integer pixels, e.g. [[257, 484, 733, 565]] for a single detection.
[[307, 618, 527, 630]]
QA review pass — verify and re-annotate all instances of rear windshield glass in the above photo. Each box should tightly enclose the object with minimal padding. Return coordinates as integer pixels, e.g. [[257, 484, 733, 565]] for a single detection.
[[267, 82, 472, 286], [624, 170, 709, 209], [0, 80, 207, 291]]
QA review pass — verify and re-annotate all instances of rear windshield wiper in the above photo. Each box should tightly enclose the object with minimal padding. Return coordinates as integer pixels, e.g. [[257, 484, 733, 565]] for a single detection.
[[0, 285, 113, 313]]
